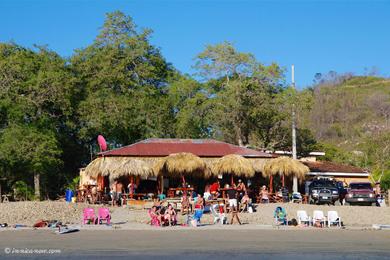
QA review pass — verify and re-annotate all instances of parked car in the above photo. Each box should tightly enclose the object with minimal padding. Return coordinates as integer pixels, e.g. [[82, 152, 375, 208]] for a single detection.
[[345, 182, 376, 206], [308, 177, 339, 205]]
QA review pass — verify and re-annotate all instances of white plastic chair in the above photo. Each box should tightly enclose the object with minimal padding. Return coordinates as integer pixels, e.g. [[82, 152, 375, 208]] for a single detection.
[[313, 210, 326, 227], [327, 211, 341, 227], [297, 210, 311, 226], [211, 204, 226, 225]]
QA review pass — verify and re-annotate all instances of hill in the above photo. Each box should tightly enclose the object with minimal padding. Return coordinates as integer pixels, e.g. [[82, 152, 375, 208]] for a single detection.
[[308, 76, 390, 152]]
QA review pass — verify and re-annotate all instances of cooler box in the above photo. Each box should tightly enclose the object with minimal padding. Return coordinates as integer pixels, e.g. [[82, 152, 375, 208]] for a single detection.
[[65, 189, 74, 202]]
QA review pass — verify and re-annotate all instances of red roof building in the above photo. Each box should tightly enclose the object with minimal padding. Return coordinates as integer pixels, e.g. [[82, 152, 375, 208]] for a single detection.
[[100, 138, 272, 158], [302, 160, 369, 184]]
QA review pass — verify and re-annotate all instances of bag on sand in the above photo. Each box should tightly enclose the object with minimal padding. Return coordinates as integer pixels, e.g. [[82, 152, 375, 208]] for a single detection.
[[248, 206, 253, 213]]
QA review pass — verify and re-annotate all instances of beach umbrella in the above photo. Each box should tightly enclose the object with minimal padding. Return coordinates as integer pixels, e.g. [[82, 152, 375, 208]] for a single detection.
[[211, 154, 255, 181]]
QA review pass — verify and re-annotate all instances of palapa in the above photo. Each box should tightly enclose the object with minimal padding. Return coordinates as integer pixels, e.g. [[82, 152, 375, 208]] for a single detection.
[[109, 158, 155, 180], [152, 152, 209, 177], [84, 157, 112, 178], [211, 154, 255, 178], [263, 156, 309, 180], [84, 157, 155, 180]]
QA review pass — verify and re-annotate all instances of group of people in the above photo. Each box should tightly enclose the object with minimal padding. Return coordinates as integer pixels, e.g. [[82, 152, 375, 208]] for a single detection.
[[149, 203, 177, 226], [109, 180, 138, 206]]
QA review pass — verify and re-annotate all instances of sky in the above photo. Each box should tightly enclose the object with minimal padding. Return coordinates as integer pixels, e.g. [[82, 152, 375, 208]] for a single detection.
[[1, 0, 390, 87]]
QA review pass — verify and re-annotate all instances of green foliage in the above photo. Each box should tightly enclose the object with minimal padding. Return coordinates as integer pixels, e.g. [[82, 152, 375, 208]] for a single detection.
[[65, 176, 80, 192], [72, 11, 175, 145], [0, 124, 62, 178], [193, 41, 286, 147], [379, 170, 390, 190], [12, 180, 35, 201]]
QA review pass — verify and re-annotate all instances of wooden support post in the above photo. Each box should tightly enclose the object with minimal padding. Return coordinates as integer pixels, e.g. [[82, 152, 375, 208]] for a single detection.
[[130, 175, 134, 199], [269, 175, 273, 194], [160, 175, 164, 195]]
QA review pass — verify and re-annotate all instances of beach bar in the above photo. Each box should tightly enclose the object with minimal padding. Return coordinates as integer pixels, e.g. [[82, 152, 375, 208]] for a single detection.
[[82, 138, 273, 201]]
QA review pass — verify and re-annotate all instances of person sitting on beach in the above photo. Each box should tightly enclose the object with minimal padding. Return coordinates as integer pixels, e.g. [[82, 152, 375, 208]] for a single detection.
[[181, 193, 191, 215], [240, 192, 251, 212], [194, 194, 204, 210], [259, 185, 269, 204], [274, 206, 287, 225], [149, 206, 162, 226], [164, 204, 177, 226], [210, 181, 220, 199]]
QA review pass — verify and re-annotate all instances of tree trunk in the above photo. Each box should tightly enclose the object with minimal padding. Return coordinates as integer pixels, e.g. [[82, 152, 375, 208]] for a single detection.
[[237, 136, 244, 147], [34, 173, 40, 201]]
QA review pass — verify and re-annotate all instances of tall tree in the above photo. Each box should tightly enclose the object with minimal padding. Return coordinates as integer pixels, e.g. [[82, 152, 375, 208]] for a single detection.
[[0, 125, 61, 199], [0, 43, 78, 198], [72, 11, 175, 146], [194, 42, 284, 146]]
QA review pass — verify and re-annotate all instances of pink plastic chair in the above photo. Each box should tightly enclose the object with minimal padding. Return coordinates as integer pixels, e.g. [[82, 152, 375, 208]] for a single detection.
[[98, 208, 111, 225], [83, 208, 96, 224]]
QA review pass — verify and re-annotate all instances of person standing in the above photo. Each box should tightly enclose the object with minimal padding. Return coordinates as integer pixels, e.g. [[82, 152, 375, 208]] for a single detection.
[[259, 185, 269, 204], [116, 181, 124, 206], [210, 180, 220, 199], [374, 182, 382, 207], [110, 181, 117, 206], [226, 184, 241, 225], [236, 179, 246, 202]]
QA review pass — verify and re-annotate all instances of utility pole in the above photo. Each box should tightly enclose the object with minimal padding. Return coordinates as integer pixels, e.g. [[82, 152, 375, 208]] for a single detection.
[[292, 65, 298, 193]]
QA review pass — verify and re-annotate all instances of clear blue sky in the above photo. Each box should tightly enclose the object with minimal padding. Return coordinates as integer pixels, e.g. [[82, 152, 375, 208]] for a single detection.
[[1, 0, 389, 87]]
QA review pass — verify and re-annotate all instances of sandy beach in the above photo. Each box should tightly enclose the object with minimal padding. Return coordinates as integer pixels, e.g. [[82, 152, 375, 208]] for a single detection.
[[0, 201, 389, 228], [0, 202, 389, 259], [0, 229, 390, 259]]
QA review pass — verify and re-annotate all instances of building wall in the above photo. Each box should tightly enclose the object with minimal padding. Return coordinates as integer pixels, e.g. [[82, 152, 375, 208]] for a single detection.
[[334, 176, 370, 185]]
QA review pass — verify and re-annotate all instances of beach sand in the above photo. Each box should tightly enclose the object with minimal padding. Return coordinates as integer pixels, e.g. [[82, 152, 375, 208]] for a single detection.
[[0, 201, 389, 228]]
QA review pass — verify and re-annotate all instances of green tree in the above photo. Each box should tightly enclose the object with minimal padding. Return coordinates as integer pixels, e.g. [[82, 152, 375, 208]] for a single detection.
[[167, 75, 214, 138], [194, 42, 284, 147], [72, 11, 175, 146], [0, 125, 61, 199], [0, 43, 80, 198]]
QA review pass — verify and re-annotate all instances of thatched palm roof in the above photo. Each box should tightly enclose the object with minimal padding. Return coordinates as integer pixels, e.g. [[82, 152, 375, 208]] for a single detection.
[[263, 156, 309, 179], [211, 154, 255, 178], [153, 152, 208, 177], [84, 157, 111, 178], [84, 157, 154, 180], [109, 158, 155, 180]]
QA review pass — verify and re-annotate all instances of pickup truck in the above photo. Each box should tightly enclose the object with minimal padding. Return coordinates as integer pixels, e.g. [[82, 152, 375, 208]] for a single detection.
[[345, 182, 376, 206], [308, 177, 339, 205]]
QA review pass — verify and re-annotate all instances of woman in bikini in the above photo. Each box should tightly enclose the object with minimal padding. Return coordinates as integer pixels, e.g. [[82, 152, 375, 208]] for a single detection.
[[194, 194, 204, 210], [164, 204, 177, 226]]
